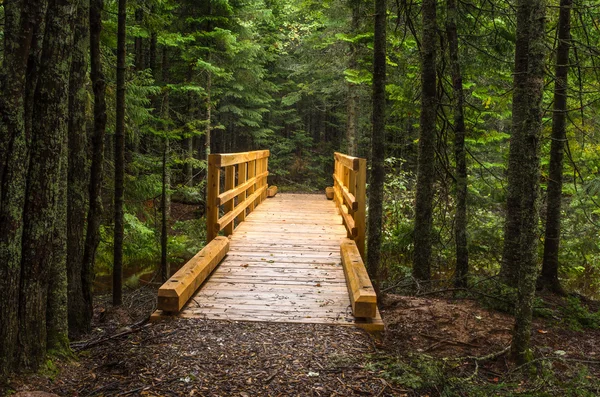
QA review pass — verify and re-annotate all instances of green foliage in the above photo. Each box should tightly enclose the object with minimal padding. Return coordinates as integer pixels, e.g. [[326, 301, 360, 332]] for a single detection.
[[367, 354, 446, 391], [368, 353, 600, 396], [558, 297, 600, 331]]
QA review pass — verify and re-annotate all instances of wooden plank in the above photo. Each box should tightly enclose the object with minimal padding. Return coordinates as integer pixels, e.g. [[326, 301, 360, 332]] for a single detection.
[[334, 152, 360, 171], [223, 165, 235, 235], [267, 185, 278, 197], [200, 282, 349, 293], [216, 185, 267, 231], [217, 171, 268, 205], [206, 156, 220, 242], [213, 150, 269, 167], [192, 290, 351, 300], [218, 261, 342, 270], [157, 236, 229, 312], [333, 192, 357, 237], [340, 238, 377, 318], [332, 173, 358, 211]]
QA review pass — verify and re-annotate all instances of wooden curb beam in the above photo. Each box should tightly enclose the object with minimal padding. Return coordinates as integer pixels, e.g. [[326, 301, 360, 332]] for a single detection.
[[267, 185, 278, 197], [325, 187, 334, 200], [157, 236, 230, 313], [340, 238, 377, 318]]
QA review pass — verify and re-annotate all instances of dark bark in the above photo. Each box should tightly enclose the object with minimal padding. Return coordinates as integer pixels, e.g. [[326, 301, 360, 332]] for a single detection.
[[346, 0, 360, 156], [134, 8, 144, 71], [113, 0, 127, 306], [446, 0, 469, 288], [67, 0, 90, 338], [540, 0, 571, 295], [80, 0, 108, 335], [19, 0, 75, 369], [500, 1, 533, 287], [47, 124, 69, 353], [366, 0, 386, 289], [161, 139, 170, 282], [205, 67, 212, 162], [161, 47, 170, 283], [413, 0, 437, 281], [0, 0, 45, 375], [150, 32, 158, 78], [509, 0, 547, 365]]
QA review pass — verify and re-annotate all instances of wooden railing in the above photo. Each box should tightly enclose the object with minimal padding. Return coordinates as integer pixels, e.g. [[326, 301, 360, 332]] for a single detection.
[[206, 150, 270, 242], [333, 152, 366, 258]]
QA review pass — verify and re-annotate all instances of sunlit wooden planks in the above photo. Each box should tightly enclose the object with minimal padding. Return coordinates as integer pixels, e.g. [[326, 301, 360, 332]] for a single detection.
[[156, 193, 383, 332]]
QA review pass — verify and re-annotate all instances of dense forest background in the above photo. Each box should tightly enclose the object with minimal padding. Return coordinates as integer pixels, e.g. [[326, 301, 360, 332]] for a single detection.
[[47, 0, 600, 298], [2, 0, 600, 388]]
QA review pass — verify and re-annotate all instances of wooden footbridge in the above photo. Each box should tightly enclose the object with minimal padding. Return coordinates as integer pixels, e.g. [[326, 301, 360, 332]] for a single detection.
[[151, 150, 383, 332]]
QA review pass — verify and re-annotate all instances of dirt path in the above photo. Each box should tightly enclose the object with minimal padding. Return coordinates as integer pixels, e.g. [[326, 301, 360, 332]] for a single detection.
[[9, 320, 402, 396]]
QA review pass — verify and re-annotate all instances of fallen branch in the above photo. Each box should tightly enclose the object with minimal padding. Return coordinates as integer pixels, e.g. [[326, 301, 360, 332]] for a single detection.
[[71, 322, 151, 352]]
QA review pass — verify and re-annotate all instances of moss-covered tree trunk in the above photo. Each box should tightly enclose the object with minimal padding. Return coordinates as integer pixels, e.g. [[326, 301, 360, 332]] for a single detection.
[[67, 0, 91, 338], [47, 129, 70, 353], [18, 0, 75, 369], [413, 0, 437, 281], [366, 0, 386, 289], [113, 0, 127, 306], [80, 0, 108, 336], [540, 0, 571, 295], [500, 1, 533, 288], [161, 48, 171, 283], [0, 0, 46, 375], [508, 0, 547, 364], [446, 0, 469, 288], [345, 0, 361, 157]]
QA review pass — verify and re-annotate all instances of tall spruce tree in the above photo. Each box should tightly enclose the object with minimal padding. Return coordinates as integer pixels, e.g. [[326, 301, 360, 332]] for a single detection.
[[413, 0, 437, 281], [540, 0, 572, 295], [366, 0, 387, 286], [506, 0, 548, 364]]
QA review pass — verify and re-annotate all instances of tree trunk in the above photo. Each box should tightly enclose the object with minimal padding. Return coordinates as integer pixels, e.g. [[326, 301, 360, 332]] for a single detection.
[[205, 68, 212, 162], [346, 0, 360, 156], [0, 0, 47, 374], [134, 8, 144, 71], [67, 0, 90, 338], [446, 0, 469, 288], [540, 0, 571, 295], [161, 47, 171, 283], [18, 0, 75, 369], [366, 0, 386, 289], [47, 127, 69, 353], [413, 0, 437, 281], [161, 139, 170, 282], [500, 1, 533, 287], [113, 0, 127, 306], [80, 0, 108, 335], [509, 0, 547, 364]]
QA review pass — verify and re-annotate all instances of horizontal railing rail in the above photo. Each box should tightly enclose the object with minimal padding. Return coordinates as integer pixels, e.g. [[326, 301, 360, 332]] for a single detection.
[[333, 152, 366, 258], [207, 150, 270, 242]]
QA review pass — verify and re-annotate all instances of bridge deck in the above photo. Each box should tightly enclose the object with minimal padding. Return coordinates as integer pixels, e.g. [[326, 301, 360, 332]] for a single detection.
[[178, 193, 382, 330]]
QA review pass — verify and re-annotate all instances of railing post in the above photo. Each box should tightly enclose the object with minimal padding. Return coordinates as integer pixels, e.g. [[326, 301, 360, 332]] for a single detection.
[[206, 155, 220, 243], [224, 165, 235, 235], [355, 158, 367, 258], [263, 156, 269, 201], [248, 159, 256, 212], [236, 162, 247, 223]]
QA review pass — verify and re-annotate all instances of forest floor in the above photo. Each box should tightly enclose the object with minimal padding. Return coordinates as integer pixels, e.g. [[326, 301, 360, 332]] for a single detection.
[[5, 288, 600, 396]]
